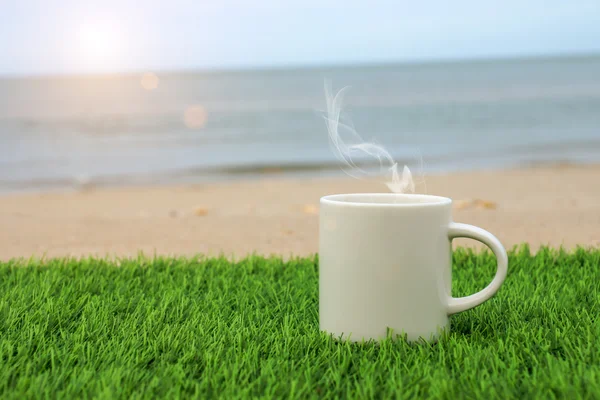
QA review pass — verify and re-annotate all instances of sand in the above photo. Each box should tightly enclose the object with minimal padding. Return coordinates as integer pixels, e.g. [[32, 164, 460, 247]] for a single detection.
[[0, 164, 598, 260]]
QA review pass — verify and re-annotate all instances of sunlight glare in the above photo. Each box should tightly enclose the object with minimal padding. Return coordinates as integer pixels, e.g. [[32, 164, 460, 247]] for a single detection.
[[75, 22, 123, 71]]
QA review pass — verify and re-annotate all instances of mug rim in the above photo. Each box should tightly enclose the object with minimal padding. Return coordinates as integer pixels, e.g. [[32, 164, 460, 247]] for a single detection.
[[320, 193, 452, 207]]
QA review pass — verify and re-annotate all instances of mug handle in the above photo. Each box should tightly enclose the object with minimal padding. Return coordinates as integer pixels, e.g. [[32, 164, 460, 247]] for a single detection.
[[446, 222, 508, 315]]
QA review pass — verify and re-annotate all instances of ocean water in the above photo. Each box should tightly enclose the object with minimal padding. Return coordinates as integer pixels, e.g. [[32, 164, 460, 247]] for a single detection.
[[1, 55, 599, 193]]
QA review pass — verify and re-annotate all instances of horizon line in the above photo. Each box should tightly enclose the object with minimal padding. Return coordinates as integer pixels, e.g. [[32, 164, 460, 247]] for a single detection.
[[1, 50, 599, 80]]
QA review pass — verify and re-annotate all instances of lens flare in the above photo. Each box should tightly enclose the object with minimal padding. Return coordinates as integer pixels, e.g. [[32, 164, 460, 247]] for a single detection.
[[184, 105, 208, 129], [140, 72, 159, 90]]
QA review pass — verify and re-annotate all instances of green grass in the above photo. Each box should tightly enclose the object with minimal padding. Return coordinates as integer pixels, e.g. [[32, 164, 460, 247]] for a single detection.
[[1, 246, 599, 399]]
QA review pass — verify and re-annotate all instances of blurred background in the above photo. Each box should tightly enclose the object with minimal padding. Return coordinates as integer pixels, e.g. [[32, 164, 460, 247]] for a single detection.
[[1, 0, 599, 194]]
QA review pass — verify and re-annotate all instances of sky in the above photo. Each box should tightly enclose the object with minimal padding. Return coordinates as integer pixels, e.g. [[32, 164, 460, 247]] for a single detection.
[[1, 0, 599, 76]]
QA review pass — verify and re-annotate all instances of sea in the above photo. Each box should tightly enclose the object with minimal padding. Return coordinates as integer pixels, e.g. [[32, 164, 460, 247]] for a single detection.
[[1, 54, 599, 194]]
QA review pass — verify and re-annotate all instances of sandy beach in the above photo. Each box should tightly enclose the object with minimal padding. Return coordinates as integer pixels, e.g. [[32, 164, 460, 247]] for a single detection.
[[0, 164, 598, 260]]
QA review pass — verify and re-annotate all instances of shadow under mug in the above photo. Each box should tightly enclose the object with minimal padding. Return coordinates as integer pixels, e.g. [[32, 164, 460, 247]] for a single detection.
[[319, 193, 508, 343]]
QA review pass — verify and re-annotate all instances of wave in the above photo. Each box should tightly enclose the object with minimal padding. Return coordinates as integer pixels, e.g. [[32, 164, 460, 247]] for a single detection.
[[1, 146, 599, 195]]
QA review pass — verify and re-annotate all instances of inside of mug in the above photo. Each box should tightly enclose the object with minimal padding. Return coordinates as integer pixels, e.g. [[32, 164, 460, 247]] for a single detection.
[[323, 193, 451, 205]]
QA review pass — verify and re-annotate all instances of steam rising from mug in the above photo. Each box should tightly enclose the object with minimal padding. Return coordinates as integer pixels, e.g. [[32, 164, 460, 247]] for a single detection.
[[323, 81, 415, 193]]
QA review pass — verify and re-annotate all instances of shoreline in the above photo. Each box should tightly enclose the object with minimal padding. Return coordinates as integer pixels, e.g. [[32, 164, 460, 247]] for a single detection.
[[0, 163, 599, 260], [2, 158, 598, 197]]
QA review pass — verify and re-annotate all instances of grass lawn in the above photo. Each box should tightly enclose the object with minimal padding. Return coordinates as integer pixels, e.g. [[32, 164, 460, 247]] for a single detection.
[[1, 246, 599, 399]]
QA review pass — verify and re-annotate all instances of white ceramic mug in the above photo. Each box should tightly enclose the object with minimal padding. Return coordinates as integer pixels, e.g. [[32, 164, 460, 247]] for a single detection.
[[319, 193, 508, 342]]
